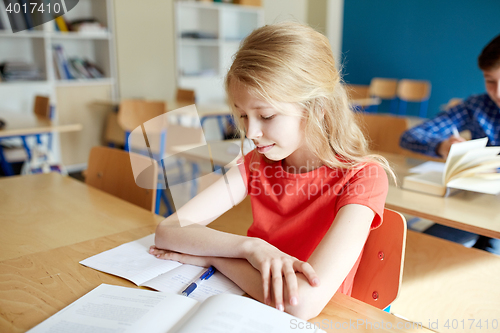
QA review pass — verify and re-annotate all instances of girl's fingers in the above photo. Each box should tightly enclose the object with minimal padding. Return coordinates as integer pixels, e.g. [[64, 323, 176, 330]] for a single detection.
[[261, 262, 271, 306], [271, 261, 284, 311], [294, 261, 320, 287], [282, 262, 298, 306]]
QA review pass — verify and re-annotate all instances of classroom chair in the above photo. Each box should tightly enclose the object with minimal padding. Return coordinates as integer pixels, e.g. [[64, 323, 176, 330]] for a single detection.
[[86, 146, 158, 212], [176, 88, 196, 104], [345, 84, 370, 112], [0, 95, 53, 176], [117, 99, 172, 214], [354, 113, 409, 155], [368, 78, 399, 114], [164, 124, 206, 199], [351, 208, 407, 311], [397, 79, 431, 118]]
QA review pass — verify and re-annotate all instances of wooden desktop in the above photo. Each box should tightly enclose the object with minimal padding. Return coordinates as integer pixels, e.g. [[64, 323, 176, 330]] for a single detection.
[[0, 173, 427, 332]]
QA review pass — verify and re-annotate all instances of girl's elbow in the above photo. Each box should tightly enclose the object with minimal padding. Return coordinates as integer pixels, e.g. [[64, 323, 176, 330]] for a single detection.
[[285, 289, 326, 320], [285, 301, 323, 321]]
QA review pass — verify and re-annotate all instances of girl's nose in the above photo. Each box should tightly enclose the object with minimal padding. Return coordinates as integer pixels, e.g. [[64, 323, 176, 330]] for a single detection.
[[245, 119, 263, 139]]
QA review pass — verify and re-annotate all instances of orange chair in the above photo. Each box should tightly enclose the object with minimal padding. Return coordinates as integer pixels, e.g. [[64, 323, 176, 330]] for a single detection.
[[351, 208, 407, 311], [368, 78, 398, 113], [86, 146, 158, 212], [397, 79, 431, 118], [354, 113, 409, 155]]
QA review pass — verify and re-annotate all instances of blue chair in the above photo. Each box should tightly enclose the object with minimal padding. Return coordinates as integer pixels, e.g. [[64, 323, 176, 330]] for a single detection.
[[397, 79, 431, 118], [0, 95, 53, 176], [118, 99, 173, 215], [368, 78, 399, 114]]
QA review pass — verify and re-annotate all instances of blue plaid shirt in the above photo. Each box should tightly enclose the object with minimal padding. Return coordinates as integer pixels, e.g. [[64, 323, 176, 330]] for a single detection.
[[400, 93, 500, 157]]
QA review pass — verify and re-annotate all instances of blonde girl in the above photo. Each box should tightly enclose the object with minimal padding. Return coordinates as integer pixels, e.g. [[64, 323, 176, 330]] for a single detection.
[[150, 21, 392, 320]]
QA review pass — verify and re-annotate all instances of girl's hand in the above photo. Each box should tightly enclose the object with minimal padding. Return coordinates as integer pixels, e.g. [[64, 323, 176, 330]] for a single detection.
[[243, 239, 320, 311], [149, 246, 213, 267]]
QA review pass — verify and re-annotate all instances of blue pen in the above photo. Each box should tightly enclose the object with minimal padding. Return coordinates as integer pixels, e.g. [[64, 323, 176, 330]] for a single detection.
[[181, 266, 216, 297]]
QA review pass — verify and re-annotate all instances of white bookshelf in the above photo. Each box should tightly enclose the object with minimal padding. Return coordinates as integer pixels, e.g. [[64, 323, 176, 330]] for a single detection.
[[0, 0, 118, 169], [174, 1, 264, 103]]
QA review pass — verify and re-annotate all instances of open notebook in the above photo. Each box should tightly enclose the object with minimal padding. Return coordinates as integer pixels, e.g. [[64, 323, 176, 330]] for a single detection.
[[80, 234, 243, 302], [403, 137, 500, 196], [27, 284, 324, 333]]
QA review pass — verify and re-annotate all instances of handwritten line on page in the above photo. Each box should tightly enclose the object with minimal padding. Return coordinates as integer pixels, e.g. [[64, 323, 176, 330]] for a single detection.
[[80, 234, 244, 301]]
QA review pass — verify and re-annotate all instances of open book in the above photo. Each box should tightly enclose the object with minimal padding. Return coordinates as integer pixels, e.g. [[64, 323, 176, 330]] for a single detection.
[[80, 234, 244, 302], [28, 284, 324, 333], [403, 137, 500, 196]]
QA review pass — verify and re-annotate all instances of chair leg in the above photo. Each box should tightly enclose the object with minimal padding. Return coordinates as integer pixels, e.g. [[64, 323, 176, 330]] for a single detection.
[[190, 163, 200, 199], [217, 115, 225, 139], [161, 189, 174, 216], [0, 145, 14, 176], [21, 136, 32, 161], [419, 100, 429, 118], [155, 188, 162, 215], [398, 100, 408, 116], [389, 98, 398, 115]]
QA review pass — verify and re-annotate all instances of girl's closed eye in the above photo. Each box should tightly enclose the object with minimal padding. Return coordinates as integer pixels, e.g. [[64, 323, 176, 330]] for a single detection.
[[261, 114, 276, 120], [240, 114, 248, 119]]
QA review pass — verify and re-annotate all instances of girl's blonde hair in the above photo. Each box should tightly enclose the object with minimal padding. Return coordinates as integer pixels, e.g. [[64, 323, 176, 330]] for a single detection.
[[225, 21, 394, 180]]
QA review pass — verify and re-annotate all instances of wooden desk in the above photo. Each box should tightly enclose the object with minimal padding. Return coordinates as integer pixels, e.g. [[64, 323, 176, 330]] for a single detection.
[[391, 231, 500, 333], [0, 173, 427, 333], [383, 152, 500, 239], [0, 112, 82, 139]]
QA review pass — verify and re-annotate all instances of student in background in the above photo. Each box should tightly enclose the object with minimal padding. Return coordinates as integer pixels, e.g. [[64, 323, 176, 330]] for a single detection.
[[149, 22, 393, 319], [400, 34, 500, 255], [400, 33, 500, 158]]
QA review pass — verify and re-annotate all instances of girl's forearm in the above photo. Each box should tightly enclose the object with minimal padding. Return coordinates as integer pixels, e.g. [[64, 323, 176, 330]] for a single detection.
[[210, 257, 318, 320], [210, 257, 266, 303], [155, 218, 256, 259]]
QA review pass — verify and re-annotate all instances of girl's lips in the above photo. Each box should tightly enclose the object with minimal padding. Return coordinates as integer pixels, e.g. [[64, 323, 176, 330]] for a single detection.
[[257, 144, 275, 153]]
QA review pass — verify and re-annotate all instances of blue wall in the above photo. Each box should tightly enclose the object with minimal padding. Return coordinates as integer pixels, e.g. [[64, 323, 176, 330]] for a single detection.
[[342, 0, 500, 117]]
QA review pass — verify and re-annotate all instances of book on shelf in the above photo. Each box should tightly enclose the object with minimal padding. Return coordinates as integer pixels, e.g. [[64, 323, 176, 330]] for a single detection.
[[68, 18, 107, 33], [403, 137, 500, 196], [0, 61, 42, 81], [52, 44, 105, 80], [19, 0, 34, 30], [27, 284, 323, 333], [54, 16, 69, 32], [79, 234, 244, 302]]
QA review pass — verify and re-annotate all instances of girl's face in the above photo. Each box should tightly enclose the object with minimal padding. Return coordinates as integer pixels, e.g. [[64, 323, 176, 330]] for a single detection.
[[229, 81, 308, 164]]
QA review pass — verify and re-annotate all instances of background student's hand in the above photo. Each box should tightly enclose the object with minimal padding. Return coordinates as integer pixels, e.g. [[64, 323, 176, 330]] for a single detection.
[[437, 135, 466, 159], [243, 238, 320, 311], [149, 245, 213, 267]]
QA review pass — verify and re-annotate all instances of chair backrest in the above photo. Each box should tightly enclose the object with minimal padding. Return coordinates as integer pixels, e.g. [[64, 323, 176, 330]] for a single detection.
[[355, 113, 409, 154], [345, 84, 370, 100], [33, 95, 51, 118], [369, 78, 398, 99], [397, 79, 431, 102], [176, 88, 196, 104], [117, 99, 166, 132], [165, 124, 205, 155], [351, 208, 407, 309], [86, 146, 158, 212]]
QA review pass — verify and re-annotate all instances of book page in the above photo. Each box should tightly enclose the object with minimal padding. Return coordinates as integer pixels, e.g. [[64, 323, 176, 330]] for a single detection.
[[142, 264, 244, 302], [80, 234, 182, 285], [448, 177, 500, 195], [443, 137, 488, 183], [172, 294, 323, 333], [408, 161, 445, 174], [446, 147, 500, 182], [27, 284, 199, 333]]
